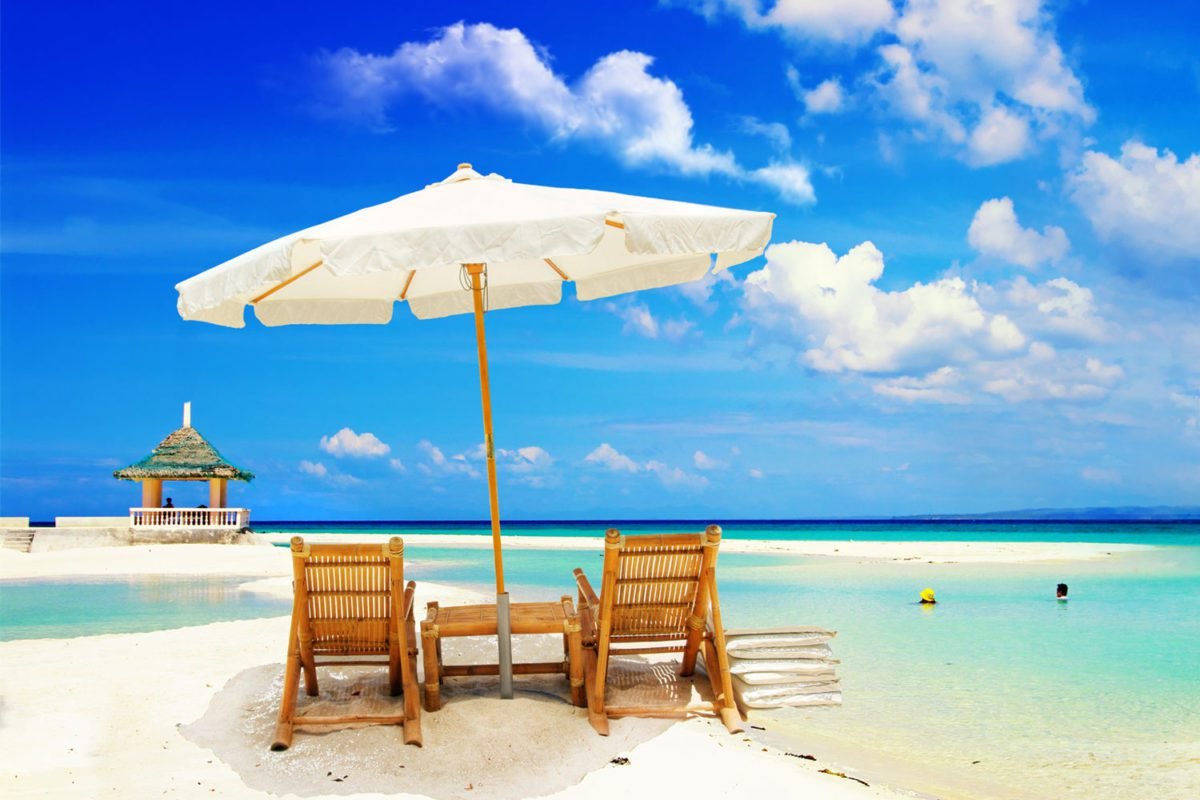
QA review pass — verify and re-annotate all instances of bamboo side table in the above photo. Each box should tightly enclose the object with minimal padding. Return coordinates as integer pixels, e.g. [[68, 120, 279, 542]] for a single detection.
[[421, 596, 586, 711]]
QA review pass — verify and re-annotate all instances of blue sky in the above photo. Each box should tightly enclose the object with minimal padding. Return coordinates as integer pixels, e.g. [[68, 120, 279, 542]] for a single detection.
[[2, 0, 1199, 521]]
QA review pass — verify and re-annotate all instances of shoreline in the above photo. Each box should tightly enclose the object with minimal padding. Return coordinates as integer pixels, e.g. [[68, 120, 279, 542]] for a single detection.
[[0, 536, 1153, 585], [259, 531, 1153, 563]]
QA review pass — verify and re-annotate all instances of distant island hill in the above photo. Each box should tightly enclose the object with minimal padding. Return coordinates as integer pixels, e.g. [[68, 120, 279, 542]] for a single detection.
[[1, 402, 259, 553], [899, 506, 1200, 521]]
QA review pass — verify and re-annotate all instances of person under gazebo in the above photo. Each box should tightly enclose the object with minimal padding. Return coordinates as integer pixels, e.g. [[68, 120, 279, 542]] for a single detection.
[[163, 498, 174, 509]]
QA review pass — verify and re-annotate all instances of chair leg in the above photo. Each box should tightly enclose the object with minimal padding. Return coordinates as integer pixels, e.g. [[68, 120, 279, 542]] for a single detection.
[[402, 618, 423, 747], [421, 620, 442, 711], [271, 639, 302, 751], [403, 714, 423, 748], [299, 642, 319, 697], [702, 639, 744, 734], [681, 616, 705, 677], [566, 618, 586, 709], [389, 638, 403, 697], [582, 647, 609, 735]]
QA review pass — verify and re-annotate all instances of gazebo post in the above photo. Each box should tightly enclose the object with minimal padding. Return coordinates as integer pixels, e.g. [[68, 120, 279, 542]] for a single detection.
[[208, 478, 226, 508], [141, 478, 163, 509]]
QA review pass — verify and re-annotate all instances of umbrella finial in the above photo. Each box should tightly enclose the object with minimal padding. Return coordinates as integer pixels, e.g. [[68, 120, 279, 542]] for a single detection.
[[435, 163, 482, 186]]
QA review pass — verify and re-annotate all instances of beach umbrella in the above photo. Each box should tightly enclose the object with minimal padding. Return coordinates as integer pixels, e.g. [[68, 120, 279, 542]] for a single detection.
[[176, 163, 774, 696]]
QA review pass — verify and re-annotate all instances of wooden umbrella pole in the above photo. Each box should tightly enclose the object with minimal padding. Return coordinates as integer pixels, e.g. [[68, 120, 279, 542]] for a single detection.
[[467, 263, 514, 699], [466, 264, 506, 594]]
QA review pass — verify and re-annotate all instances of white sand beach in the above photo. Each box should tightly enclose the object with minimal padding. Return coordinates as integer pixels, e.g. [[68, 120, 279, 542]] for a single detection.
[[0, 542, 922, 800]]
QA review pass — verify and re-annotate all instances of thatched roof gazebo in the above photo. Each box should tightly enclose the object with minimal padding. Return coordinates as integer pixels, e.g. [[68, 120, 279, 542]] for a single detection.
[[114, 403, 253, 527]]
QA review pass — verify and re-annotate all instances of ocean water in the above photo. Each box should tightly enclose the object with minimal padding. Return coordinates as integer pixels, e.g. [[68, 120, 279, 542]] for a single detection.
[[0, 577, 290, 640], [260, 520, 1200, 800], [256, 518, 1200, 547]]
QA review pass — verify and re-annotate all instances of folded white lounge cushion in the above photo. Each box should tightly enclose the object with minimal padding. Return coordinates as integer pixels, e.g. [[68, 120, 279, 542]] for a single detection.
[[729, 658, 839, 676], [725, 628, 836, 655], [732, 678, 843, 708], [728, 644, 834, 660], [735, 671, 839, 686]]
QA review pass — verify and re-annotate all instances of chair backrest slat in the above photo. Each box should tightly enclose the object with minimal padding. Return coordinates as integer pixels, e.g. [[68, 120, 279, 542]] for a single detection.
[[290, 536, 405, 656], [601, 530, 716, 640]]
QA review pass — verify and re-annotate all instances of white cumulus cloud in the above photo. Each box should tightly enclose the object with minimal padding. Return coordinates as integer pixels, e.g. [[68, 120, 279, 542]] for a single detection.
[[873, 366, 970, 404], [585, 443, 707, 490], [692, 0, 895, 44], [417, 440, 480, 478], [607, 301, 695, 342], [585, 443, 640, 473], [872, 342, 1124, 406], [978, 350, 1122, 403], [997, 276, 1109, 343], [876, 0, 1092, 165], [645, 460, 709, 490], [676, 268, 735, 312], [315, 22, 815, 204], [693, 0, 1092, 166], [1067, 141, 1200, 262], [968, 197, 1070, 268], [802, 78, 846, 114], [299, 459, 362, 486], [747, 161, 816, 205], [966, 105, 1032, 166], [739, 115, 792, 151], [319, 427, 390, 458], [741, 240, 1025, 373], [693, 450, 721, 469]]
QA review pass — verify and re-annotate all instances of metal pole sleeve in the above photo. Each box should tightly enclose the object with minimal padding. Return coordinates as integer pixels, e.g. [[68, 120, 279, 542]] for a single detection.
[[497, 591, 514, 699]]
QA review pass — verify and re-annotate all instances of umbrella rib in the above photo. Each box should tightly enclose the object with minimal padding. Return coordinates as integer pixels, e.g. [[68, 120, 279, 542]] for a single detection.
[[399, 270, 416, 300], [250, 260, 324, 305], [543, 258, 571, 281], [605, 219, 625, 229]]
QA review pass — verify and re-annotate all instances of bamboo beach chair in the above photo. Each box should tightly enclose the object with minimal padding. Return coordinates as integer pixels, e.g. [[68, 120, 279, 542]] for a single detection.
[[271, 536, 422, 750], [572, 525, 743, 735]]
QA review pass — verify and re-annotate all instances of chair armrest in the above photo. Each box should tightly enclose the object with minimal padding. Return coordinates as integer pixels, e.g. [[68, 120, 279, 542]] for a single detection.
[[573, 567, 600, 643], [402, 580, 417, 621], [573, 567, 600, 611]]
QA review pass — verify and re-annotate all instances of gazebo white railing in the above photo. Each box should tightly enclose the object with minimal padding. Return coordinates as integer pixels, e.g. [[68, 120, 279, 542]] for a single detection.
[[130, 508, 250, 528]]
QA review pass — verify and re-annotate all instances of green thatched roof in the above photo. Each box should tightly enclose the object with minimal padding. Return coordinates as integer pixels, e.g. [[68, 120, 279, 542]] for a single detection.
[[113, 426, 254, 482]]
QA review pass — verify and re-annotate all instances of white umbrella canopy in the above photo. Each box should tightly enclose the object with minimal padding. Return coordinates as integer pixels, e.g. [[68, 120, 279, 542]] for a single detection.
[[176, 164, 773, 327], [176, 163, 774, 699]]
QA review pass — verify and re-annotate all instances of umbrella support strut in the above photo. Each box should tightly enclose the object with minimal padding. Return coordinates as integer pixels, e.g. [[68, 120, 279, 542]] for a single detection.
[[467, 263, 514, 699]]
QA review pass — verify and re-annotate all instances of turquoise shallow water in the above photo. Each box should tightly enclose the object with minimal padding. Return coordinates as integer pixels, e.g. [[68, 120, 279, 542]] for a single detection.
[[0, 577, 290, 640], [403, 543, 1200, 800]]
